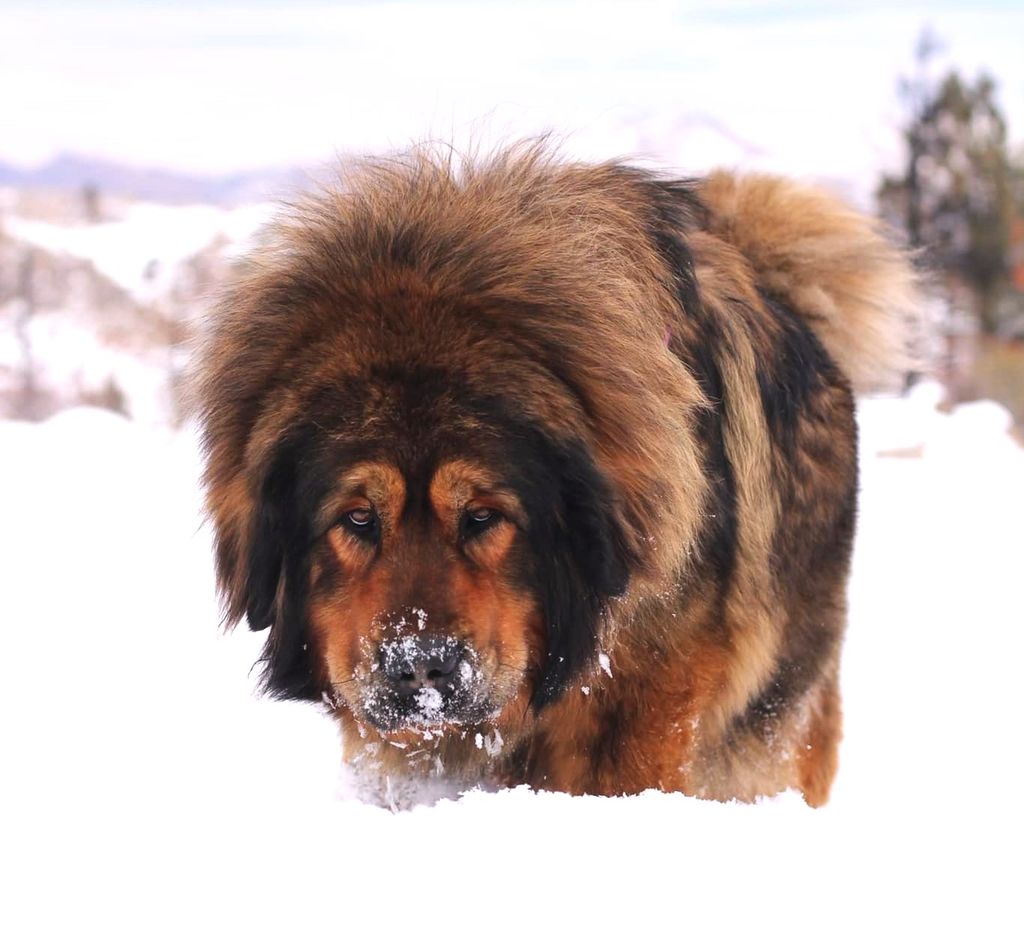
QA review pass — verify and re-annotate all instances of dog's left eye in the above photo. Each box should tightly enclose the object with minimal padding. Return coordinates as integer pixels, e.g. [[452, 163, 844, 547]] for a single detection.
[[338, 507, 379, 540], [462, 507, 501, 540]]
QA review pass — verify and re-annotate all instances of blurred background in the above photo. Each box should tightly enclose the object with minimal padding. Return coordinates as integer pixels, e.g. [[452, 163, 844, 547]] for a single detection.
[[2, 0, 1022, 433]]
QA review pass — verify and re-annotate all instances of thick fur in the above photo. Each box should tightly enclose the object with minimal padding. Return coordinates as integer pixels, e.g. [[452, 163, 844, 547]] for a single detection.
[[195, 144, 913, 806]]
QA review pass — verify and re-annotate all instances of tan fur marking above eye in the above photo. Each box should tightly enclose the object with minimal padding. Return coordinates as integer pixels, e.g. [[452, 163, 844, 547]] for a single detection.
[[316, 461, 406, 535], [429, 460, 525, 536]]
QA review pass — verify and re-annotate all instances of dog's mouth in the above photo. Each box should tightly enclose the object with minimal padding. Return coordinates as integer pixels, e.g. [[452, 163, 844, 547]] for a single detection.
[[358, 682, 500, 734]]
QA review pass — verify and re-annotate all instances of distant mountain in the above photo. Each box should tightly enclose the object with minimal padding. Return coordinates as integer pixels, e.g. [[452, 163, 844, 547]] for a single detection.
[[0, 153, 307, 206]]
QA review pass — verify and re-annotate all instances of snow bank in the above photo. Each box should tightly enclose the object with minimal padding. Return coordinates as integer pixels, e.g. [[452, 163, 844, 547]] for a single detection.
[[5, 202, 271, 302], [2, 391, 1022, 942], [1, 202, 273, 423]]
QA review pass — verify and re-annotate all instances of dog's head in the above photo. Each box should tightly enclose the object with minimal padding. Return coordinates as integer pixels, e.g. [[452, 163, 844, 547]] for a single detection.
[[197, 146, 710, 736], [227, 365, 635, 733]]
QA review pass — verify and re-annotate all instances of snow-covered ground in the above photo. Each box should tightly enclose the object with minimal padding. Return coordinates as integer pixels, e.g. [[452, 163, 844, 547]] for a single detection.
[[2, 384, 1022, 942], [4, 202, 271, 302], [1, 201, 273, 424]]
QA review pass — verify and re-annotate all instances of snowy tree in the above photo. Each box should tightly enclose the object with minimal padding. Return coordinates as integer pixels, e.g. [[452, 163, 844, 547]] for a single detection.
[[878, 31, 1021, 335]]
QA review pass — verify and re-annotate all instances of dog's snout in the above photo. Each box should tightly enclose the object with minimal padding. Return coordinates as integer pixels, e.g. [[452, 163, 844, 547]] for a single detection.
[[382, 636, 465, 696]]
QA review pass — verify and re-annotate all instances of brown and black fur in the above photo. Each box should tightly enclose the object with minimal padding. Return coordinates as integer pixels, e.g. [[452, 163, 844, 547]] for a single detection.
[[194, 144, 915, 806]]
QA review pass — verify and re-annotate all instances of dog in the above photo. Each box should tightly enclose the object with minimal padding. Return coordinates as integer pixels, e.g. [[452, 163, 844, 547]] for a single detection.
[[195, 143, 914, 806]]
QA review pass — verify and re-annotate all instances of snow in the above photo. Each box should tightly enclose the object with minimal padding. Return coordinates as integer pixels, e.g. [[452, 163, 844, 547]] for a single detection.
[[1, 202, 275, 425], [414, 686, 444, 715], [2, 386, 1023, 942], [11, 312, 177, 425], [365, 635, 490, 738], [4, 202, 271, 302], [483, 729, 505, 759]]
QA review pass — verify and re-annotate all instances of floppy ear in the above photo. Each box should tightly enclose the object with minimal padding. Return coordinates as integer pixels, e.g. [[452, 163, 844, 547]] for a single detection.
[[238, 438, 321, 701], [530, 439, 635, 709], [243, 453, 289, 632]]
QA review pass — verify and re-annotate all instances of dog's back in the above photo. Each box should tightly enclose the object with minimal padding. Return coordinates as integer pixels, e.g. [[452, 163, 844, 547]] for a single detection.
[[523, 168, 914, 804]]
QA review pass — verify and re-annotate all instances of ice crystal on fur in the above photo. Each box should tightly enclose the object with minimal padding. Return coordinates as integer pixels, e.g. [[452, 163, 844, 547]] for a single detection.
[[352, 635, 495, 734]]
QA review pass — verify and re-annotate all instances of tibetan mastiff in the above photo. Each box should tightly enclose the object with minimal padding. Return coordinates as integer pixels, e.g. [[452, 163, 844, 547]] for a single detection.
[[195, 144, 914, 806]]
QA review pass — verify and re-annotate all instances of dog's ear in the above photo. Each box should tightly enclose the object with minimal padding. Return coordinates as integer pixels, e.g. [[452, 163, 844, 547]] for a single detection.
[[243, 452, 290, 633], [236, 436, 321, 701], [530, 439, 634, 709]]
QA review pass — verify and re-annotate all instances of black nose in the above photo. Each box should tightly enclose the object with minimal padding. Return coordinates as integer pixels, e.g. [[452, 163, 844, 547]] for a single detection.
[[381, 636, 465, 696]]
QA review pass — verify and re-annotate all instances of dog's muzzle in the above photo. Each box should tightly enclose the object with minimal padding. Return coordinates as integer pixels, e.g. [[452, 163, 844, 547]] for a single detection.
[[381, 634, 467, 698], [359, 634, 489, 732]]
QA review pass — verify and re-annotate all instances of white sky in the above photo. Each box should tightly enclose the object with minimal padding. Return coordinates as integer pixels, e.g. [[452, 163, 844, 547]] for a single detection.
[[2, 1, 1022, 196]]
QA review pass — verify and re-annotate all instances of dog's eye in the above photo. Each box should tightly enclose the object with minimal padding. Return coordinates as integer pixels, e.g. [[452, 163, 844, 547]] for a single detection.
[[341, 507, 378, 538], [462, 507, 501, 540]]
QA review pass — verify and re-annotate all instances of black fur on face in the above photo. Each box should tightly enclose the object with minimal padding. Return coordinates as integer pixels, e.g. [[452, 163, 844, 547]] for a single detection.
[[243, 426, 341, 701], [240, 386, 636, 712], [461, 400, 636, 709], [528, 440, 634, 706]]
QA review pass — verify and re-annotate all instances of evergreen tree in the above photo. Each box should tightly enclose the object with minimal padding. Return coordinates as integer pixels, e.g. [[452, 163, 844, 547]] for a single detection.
[[878, 32, 1018, 334]]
